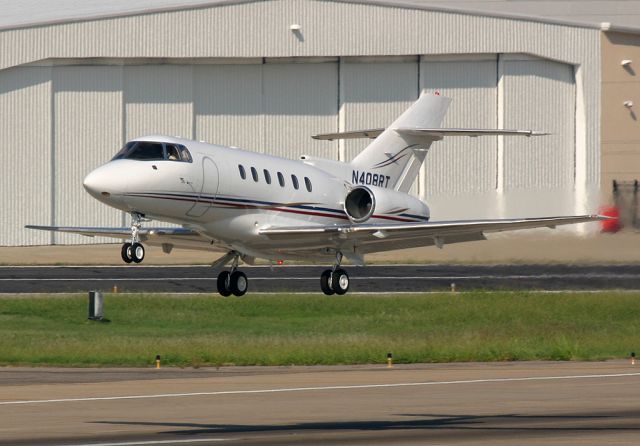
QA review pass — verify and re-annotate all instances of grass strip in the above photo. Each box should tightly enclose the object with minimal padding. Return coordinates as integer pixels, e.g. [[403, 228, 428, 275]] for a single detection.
[[0, 292, 638, 367]]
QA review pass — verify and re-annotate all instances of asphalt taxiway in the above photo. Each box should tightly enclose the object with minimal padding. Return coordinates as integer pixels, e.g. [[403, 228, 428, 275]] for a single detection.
[[1, 264, 640, 293], [1, 362, 639, 445]]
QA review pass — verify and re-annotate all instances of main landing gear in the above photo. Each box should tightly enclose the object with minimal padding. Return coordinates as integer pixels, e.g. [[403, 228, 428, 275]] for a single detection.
[[320, 252, 350, 295], [216, 252, 248, 297], [121, 213, 146, 264]]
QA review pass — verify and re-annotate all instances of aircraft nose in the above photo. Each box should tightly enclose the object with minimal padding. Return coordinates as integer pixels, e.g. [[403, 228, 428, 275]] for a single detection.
[[83, 163, 126, 205], [83, 168, 109, 198]]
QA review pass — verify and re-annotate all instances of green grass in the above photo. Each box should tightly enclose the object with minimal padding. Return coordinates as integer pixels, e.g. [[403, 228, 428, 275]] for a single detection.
[[0, 292, 638, 367]]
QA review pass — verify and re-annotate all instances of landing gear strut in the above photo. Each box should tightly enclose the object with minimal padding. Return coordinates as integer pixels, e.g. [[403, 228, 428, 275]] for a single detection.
[[320, 252, 349, 295], [121, 213, 146, 264], [216, 252, 248, 297]]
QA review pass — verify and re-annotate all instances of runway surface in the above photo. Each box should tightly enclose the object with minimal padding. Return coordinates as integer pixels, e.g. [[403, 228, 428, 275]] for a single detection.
[[1, 264, 640, 293], [1, 362, 639, 445]]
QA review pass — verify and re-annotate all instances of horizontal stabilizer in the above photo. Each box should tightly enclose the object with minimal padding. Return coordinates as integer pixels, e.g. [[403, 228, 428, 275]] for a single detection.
[[312, 129, 383, 140], [312, 128, 547, 141]]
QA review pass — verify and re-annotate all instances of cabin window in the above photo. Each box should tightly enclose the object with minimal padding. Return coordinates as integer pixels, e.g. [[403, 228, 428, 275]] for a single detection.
[[238, 165, 246, 179], [277, 172, 285, 187], [291, 174, 299, 190], [304, 177, 312, 192], [263, 169, 272, 185], [251, 167, 259, 182]]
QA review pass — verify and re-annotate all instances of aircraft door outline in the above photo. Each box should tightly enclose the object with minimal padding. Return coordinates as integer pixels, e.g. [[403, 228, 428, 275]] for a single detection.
[[186, 156, 219, 217]]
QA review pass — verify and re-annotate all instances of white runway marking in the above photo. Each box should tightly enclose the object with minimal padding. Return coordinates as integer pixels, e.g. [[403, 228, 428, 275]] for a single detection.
[[63, 439, 232, 446], [2, 372, 639, 406], [0, 274, 637, 281]]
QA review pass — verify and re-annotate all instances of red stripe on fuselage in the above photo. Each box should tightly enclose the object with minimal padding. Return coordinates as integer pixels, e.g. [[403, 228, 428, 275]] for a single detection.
[[126, 193, 424, 223]]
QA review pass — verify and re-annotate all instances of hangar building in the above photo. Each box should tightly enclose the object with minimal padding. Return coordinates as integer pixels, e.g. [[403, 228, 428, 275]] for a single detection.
[[1, 0, 639, 246]]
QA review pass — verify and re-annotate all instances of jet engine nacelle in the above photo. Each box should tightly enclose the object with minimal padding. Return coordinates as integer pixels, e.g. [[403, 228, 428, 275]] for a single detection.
[[343, 185, 430, 223]]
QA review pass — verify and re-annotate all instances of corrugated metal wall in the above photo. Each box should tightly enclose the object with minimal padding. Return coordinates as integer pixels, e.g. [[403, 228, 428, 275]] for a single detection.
[[0, 66, 52, 246], [420, 58, 498, 197], [263, 62, 338, 159], [0, 1, 599, 70], [502, 58, 575, 190], [53, 66, 124, 244], [124, 65, 194, 140], [499, 57, 577, 217], [0, 0, 599, 245], [194, 64, 263, 150]]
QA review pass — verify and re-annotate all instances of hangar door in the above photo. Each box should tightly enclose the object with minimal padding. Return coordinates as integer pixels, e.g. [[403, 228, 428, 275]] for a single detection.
[[502, 58, 575, 190], [420, 58, 498, 197]]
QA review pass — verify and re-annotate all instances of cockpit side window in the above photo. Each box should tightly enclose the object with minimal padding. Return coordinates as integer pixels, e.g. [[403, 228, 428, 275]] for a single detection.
[[166, 144, 180, 161], [179, 146, 192, 163]]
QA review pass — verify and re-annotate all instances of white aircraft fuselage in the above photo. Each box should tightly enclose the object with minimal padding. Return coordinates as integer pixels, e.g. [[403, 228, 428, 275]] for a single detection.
[[84, 136, 429, 261]]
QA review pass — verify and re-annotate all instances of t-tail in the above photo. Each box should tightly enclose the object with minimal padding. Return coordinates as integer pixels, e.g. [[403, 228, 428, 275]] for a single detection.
[[350, 94, 451, 192]]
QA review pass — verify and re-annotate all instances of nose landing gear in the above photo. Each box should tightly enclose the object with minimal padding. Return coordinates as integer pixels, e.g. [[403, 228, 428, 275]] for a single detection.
[[120, 213, 146, 264], [320, 252, 350, 295], [216, 252, 248, 297]]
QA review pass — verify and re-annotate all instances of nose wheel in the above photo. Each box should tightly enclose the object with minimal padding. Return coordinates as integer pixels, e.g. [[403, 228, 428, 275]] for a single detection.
[[120, 213, 147, 264]]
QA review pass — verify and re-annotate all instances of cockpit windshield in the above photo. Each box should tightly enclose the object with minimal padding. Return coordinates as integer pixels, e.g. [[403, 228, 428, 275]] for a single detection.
[[112, 141, 193, 162]]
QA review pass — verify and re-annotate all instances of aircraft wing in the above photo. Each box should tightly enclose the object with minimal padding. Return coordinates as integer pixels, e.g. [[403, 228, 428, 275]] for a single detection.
[[258, 215, 603, 253], [24, 225, 220, 252], [396, 128, 548, 140]]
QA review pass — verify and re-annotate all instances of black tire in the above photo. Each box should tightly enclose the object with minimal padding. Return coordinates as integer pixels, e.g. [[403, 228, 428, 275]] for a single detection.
[[121, 243, 133, 264], [320, 269, 335, 295], [230, 271, 248, 297], [331, 268, 349, 295], [217, 271, 232, 297], [131, 242, 145, 263]]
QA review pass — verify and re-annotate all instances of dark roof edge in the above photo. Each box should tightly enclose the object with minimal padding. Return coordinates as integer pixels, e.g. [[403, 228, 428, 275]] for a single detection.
[[0, 0, 639, 35]]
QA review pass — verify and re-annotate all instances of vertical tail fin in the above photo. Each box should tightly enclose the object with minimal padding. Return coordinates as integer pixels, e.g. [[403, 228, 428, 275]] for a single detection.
[[350, 94, 451, 192]]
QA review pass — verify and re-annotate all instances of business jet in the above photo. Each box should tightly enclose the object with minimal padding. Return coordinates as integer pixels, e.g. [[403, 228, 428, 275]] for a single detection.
[[27, 93, 601, 296]]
